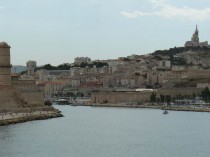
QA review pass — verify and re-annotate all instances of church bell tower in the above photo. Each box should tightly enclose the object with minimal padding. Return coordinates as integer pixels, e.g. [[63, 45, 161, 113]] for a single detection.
[[191, 25, 199, 43]]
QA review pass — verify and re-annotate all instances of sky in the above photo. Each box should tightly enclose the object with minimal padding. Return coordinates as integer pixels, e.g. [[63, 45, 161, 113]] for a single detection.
[[0, 0, 210, 66]]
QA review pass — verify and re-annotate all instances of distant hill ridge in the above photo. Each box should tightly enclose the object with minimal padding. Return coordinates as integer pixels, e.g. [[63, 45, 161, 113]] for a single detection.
[[152, 46, 210, 56], [11, 65, 26, 73], [152, 46, 210, 67]]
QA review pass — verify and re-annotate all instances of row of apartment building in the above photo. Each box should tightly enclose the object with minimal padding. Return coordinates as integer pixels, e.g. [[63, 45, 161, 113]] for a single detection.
[[30, 55, 210, 100]]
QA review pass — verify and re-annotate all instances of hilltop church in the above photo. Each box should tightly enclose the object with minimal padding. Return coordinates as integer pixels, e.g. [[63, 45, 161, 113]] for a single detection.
[[185, 25, 209, 48]]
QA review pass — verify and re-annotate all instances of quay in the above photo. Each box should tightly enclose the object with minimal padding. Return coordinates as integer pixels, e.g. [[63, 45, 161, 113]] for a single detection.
[[71, 102, 210, 112]]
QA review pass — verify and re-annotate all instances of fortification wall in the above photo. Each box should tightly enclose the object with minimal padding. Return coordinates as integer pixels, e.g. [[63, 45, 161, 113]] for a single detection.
[[0, 42, 45, 109], [184, 70, 210, 79], [91, 91, 151, 104], [19, 92, 44, 107], [16, 86, 44, 107], [91, 87, 203, 104], [0, 68, 11, 85], [0, 85, 45, 109], [157, 87, 202, 97], [0, 86, 21, 108], [0, 47, 10, 65]]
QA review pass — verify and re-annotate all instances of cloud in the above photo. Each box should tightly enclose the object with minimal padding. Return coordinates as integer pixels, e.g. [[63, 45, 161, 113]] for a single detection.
[[121, 11, 152, 19], [120, 0, 210, 22], [150, 0, 168, 7]]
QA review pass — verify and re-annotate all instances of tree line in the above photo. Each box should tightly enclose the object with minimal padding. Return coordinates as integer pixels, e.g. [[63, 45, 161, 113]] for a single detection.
[[150, 87, 210, 103], [35, 62, 108, 71]]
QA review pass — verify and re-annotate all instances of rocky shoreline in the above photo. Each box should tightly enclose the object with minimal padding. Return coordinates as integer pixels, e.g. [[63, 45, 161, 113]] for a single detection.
[[0, 107, 63, 126], [0, 112, 63, 126]]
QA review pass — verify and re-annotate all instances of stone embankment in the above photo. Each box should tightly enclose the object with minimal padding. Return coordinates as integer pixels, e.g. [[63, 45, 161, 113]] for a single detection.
[[163, 105, 210, 112], [82, 102, 210, 112], [0, 106, 63, 126]]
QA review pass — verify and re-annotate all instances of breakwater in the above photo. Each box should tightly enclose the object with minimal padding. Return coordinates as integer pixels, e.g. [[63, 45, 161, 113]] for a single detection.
[[0, 106, 63, 126]]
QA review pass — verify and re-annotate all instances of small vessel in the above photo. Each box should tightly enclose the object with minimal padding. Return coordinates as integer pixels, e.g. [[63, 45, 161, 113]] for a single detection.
[[162, 102, 168, 114], [70, 97, 91, 106], [54, 98, 71, 105], [163, 110, 168, 114]]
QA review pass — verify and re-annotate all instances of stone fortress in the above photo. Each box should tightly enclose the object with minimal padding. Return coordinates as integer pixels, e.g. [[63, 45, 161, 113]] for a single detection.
[[185, 25, 209, 47], [0, 41, 44, 109]]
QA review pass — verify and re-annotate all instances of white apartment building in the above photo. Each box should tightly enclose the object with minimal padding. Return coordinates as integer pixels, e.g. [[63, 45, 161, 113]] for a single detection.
[[74, 57, 91, 64], [70, 67, 81, 77]]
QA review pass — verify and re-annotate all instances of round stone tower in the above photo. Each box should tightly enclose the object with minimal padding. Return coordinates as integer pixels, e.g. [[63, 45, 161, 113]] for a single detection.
[[0, 42, 11, 85]]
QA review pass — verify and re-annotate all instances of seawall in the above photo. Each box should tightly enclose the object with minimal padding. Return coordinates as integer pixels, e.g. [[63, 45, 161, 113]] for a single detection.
[[0, 107, 63, 126], [77, 103, 210, 112]]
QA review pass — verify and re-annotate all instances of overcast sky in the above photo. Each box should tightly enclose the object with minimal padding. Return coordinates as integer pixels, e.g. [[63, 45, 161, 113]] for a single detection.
[[0, 0, 210, 66]]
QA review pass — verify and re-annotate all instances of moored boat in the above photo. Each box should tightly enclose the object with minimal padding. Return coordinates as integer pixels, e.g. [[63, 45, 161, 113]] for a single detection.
[[163, 110, 168, 114], [54, 98, 71, 105]]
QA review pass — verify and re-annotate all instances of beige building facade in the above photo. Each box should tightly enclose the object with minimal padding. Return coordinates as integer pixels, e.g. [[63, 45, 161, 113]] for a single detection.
[[91, 91, 152, 104]]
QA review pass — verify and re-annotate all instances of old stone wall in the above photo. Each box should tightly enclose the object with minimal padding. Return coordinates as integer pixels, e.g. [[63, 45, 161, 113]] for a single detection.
[[91, 91, 151, 104], [157, 87, 202, 97], [0, 85, 45, 109], [16, 86, 44, 107], [19, 92, 44, 107], [11, 80, 35, 86], [0, 44, 11, 85], [0, 68, 11, 85], [91, 87, 204, 104], [184, 70, 210, 79], [0, 86, 21, 108]]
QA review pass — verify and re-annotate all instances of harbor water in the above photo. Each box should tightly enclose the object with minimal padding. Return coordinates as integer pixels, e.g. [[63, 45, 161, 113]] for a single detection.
[[0, 105, 210, 157]]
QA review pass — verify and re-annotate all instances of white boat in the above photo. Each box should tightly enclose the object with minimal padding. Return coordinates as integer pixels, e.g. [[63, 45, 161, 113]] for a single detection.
[[54, 98, 71, 105], [70, 98, 91, 105], [163, 110, 168, 114]]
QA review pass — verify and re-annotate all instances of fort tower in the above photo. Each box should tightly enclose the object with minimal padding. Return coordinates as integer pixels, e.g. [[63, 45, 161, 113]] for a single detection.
[[0, 42, 11, 85]]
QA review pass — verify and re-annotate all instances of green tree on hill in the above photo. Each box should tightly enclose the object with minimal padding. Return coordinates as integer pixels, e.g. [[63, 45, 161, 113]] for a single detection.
[[57, 64, 71, 70]]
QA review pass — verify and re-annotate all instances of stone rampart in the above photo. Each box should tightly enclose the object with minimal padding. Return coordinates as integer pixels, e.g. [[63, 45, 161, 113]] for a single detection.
[[0, 86, 20, 108], [91, 87, 203, 104], [91, 91, 151, 104], [0, 85, 45, 109], [157, 87, 202, 97]]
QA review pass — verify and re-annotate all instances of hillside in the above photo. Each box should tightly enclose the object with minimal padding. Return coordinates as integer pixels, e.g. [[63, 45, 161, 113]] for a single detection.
[[151, 46, 210, 67], [11, 65, 26, 73]]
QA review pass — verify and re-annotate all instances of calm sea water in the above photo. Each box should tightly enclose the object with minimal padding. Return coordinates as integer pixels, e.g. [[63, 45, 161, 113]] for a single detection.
[[1, 105, 210, 157]]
